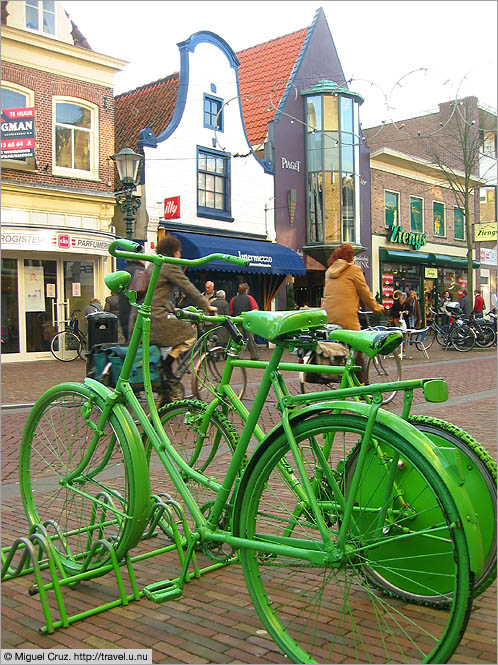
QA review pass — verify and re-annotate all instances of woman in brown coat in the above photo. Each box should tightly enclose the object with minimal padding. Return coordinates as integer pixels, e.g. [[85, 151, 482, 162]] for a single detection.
[[322, 244, 383, 382], [147, 234, 215, 401], [322, 244, 383, 330]]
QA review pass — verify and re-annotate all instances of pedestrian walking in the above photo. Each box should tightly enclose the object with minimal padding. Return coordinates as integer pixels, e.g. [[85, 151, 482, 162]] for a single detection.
[[439, 290, 451, 327], [209, 290, 230, 346], [406, 290, 422, 329], [459, 290, 469, 316], [203, 281, 217, 304], [230, 282, 260, 360], [473, 290, 485, 318]]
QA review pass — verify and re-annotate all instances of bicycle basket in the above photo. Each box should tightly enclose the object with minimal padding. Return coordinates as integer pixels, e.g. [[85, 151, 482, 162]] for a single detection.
[[90, 345, 162, 389], [305, 341, 348, 384]]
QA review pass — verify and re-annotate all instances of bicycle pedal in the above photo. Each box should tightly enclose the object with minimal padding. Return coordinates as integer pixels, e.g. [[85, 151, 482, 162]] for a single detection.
[[143, 580, 183, 603]]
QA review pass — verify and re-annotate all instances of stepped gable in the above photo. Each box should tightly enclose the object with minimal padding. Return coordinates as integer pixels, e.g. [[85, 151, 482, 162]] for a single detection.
[[114, 26, 309, 151]]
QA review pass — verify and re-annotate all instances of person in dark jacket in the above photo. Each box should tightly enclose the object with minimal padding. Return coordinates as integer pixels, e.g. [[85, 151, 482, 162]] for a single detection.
[[208, 290, 230, 347], [147, 234, 216, 402], [118, 259, 145, 342], [230, 283, 259, 360], [406, 290, 422, 329]]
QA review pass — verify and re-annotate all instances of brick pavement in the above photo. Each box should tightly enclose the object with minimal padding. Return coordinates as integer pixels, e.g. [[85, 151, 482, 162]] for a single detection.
[[1, 345, 496, 663]]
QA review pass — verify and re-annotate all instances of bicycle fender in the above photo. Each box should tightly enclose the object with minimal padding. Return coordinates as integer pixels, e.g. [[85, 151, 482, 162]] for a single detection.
[[238, 400, 484, 579]]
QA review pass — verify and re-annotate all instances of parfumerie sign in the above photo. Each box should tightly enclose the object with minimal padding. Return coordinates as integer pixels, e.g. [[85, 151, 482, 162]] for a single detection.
[[1, 107, 35, 159], [1, 228, 112, 255], [387, 225, 427, 250]]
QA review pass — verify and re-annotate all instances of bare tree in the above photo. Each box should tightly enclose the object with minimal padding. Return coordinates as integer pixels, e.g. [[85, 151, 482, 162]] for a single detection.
[[419, 97, 490, 307]]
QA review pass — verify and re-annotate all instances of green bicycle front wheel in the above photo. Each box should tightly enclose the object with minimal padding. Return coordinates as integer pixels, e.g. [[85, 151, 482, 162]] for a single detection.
[[20, 383, 150, 574], [238, 413, 471, 664]]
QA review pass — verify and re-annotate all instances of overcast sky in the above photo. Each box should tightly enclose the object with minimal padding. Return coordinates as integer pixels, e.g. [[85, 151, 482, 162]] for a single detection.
[[63, 0, 497, 127]]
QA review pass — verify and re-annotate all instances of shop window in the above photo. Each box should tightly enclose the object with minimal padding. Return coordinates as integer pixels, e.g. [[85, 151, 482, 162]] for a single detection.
[[385, 191, 399, 228], [1, 258, 20, 354], [197, 147, 232, 221], [203, 95, 223, 131], [25, 0, 56, 36], [410, 196, 423, 232], [53, 99, 98, 178], [433, 201, 446, 237], [454, 207, 465, 240]]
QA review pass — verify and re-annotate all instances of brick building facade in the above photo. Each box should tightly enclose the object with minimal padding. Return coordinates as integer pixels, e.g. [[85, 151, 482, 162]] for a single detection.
[[364, 97, 495, 320], [1, 0, 126, 362]]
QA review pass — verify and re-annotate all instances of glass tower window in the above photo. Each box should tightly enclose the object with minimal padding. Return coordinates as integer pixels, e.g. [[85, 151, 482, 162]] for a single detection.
[[304, 89, 362, 247]]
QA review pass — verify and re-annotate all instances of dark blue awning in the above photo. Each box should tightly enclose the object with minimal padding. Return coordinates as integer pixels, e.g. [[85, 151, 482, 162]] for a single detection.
[[171, 231, 306, 275]]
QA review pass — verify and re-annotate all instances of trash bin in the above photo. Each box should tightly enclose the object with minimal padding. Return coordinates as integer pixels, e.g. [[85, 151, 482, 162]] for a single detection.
[[87, 311, 118, 352]]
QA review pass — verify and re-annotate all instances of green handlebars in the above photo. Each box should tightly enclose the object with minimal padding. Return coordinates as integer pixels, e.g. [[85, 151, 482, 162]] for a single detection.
[[108, 238, 250, 269]]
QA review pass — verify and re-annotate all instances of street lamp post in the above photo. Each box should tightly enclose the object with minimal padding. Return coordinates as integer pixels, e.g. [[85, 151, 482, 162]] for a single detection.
[[110, 147, 144, 240]]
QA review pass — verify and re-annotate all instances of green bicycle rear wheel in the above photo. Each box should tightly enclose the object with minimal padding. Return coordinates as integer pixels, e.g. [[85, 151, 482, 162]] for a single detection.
[[238, 413, 471, 664], [20, 383, 150, 574]]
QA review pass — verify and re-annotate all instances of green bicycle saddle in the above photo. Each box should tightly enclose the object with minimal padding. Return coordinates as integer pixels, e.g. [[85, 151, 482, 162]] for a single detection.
[[243, 309, 328, 342]]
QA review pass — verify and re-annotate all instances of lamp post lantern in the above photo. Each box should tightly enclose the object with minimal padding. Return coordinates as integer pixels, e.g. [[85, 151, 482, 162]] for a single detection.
[[110, 147, 144, 240]]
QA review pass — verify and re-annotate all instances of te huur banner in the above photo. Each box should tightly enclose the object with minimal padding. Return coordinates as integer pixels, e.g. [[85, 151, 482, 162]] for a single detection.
[[474, 223, 497, 242], [1, 107, 35, 159]]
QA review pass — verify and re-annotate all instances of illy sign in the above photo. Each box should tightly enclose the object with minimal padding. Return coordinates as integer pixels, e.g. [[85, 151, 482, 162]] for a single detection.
[[164, 196, 180, 219]]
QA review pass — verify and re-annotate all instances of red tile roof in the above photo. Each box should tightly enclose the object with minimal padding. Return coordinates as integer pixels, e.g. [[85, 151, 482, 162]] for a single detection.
[[115, 27, 309, 151]]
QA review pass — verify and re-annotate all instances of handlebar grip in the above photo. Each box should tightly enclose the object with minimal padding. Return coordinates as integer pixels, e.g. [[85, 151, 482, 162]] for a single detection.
[[109, 239, 144, 257], [222, 254, 250, 267], [175, 308, 203, 323]]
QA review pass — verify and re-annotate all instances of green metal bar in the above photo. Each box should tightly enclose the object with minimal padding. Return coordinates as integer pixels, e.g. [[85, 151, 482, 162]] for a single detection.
[[205, 345, 286, 531], [336, 394, 384, 550]]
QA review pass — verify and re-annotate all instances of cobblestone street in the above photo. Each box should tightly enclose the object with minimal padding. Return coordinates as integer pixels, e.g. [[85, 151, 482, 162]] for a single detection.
[[1, 346, 496, 663]]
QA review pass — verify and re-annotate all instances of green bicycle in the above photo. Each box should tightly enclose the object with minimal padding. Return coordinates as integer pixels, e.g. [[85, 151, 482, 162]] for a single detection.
[[17, 239, 493, 664]]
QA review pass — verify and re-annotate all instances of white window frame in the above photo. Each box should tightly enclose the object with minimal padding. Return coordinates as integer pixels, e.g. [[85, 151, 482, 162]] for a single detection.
[[25, 0, 56, 36], [52, 97, 99, 180]]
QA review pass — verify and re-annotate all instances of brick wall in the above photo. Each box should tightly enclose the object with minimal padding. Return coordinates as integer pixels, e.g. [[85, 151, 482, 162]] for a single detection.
[[370, 168, 473, 243], [2, 61, 116, 193]]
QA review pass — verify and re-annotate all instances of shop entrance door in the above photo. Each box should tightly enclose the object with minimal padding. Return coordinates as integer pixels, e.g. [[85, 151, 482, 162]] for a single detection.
[[25, 258, 96, 358]]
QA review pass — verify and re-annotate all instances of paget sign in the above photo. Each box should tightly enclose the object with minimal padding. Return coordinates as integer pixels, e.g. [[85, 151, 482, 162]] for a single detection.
[[164, 196, 180, 219]]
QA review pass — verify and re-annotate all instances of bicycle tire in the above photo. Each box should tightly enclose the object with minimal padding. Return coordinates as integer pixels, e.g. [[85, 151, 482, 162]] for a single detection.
[[146, 399, 240, 545], [408, 415, 496, 599], [435, 328, 449, 347], [237, 413, 471, 664], [423, 326, 436, 349], [50, 330, 83, 362], [473, 323, 496, 348], [20, 383, 150, 575], [365, 351, 401, 404], [192, 347, 247, 402], [449, 323, 476, 352]]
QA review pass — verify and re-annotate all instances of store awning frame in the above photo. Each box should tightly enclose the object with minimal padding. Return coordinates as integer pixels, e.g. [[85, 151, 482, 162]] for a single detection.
[[170, 231, 306, 275], [380, 248, 480, 269]]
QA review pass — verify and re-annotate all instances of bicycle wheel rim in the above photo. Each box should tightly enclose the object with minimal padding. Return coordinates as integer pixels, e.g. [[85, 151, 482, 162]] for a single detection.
[[20, 384, 149, 574], [450, 325, 476, 352], [238, 414, 471, 664], [424, 328, 436, 349], [192, 348, 246, 401], [365, 352, 401, 404], [474, 325, 496, 348], [51, 331, 81, 361]]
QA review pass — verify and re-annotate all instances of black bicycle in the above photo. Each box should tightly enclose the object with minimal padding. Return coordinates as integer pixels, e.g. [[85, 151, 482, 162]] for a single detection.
[[50, 311, 87, 362], [425, 306, 476, 352]]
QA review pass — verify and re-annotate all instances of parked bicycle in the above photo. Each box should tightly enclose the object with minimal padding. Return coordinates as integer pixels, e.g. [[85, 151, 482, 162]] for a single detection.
[[464, 312, 497, 348], [11, 239, 495, 664], [50, 310, 87, 362], [297, 316, 402, 405], [424, 305, 477, 351]]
